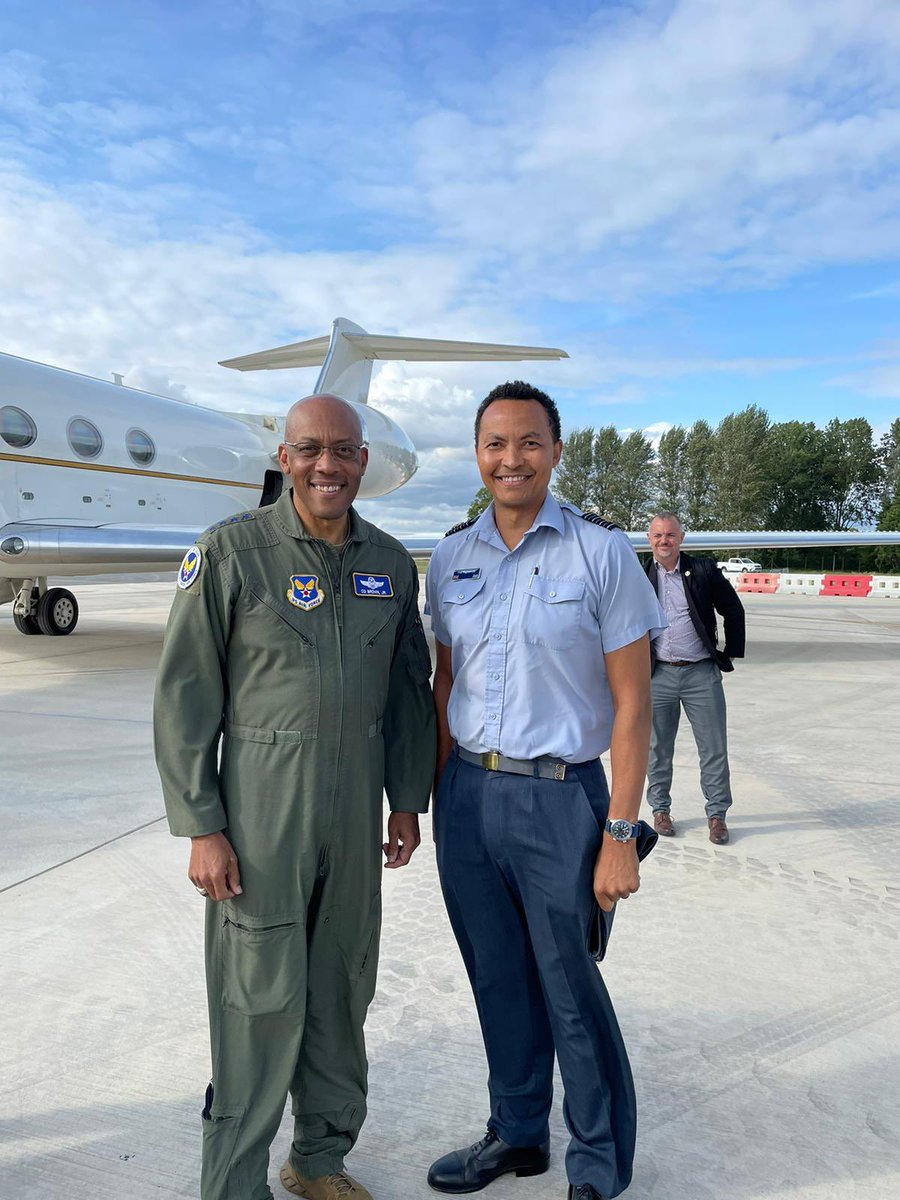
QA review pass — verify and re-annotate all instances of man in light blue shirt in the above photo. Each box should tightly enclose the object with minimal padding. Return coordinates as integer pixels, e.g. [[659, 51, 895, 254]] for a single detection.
[[425, 381, 666, 1200]]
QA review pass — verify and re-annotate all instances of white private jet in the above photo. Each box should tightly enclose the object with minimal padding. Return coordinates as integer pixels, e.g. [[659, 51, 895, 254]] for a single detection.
[[0, 318, 570, 634], [2, 316, 898, 636]]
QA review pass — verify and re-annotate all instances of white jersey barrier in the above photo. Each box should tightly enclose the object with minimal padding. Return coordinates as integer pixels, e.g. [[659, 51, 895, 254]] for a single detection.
[[776, 574, 825, 596], [870, 575, 900, 598]]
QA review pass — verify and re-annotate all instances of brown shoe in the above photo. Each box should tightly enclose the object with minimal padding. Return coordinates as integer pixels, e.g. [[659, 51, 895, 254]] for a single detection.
[[280, 1161, 373, 1200], [653, 811, 676, 836], [708, 817, 730, 845]]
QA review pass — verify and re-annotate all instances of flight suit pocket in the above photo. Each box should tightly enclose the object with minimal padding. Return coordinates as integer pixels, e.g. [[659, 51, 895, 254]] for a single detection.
[[220, 909, 305, 1017], [404, 619, 432, 683], [522, 575, 585, 650]]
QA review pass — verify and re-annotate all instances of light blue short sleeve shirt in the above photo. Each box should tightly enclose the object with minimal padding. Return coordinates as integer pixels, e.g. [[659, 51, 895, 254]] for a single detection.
[[425, 494, 667, 762]]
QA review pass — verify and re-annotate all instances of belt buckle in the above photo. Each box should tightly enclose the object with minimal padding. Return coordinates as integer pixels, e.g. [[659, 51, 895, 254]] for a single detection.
[[553, 762, 567, 781], [481, 751, 500, 771]]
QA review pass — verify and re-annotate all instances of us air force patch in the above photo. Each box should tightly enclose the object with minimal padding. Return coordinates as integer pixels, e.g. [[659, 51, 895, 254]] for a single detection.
[[353, 572, 393, 597], [178, 545, 202, 590], [287, 574, 324, 611], [452, 567, 481, 582]]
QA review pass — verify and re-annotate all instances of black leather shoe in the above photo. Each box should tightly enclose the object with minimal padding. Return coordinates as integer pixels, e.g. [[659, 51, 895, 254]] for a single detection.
[[427, 1127, 550, 1193], [567, 1186, 608, 1199]]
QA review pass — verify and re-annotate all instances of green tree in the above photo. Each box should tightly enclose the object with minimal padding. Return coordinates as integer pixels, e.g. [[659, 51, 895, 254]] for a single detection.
[[654, 425, 687, 514], [820, 417, 881, 529], [554, 427, 596, 509], [764, 421, 826, 530], [875, 495, 900, 573], [878, 418, 900, 505], [710, 405, 771, 528], [610, 431, 655, 529], [466, 485, 492, 521], [592, 425, 622, 519], [682, 419, 715, 529]]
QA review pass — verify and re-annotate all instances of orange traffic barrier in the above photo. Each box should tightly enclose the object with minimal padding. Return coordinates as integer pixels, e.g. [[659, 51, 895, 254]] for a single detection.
[[820, 574, 873, 597], [734, 572, 780, 593]]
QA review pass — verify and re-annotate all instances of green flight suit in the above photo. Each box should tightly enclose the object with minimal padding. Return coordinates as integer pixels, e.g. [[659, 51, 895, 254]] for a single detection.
[[153, 490, 435, 1200]]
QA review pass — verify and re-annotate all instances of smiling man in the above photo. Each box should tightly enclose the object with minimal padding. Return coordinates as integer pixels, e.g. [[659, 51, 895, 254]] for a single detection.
[[644, 512, 745, 844], [154, 394, 435, 1200], [424, 381, 666, 1200]]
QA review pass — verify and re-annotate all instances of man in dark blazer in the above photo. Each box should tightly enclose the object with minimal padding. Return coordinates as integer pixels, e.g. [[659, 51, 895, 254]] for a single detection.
[[644, 513, 746, 844]]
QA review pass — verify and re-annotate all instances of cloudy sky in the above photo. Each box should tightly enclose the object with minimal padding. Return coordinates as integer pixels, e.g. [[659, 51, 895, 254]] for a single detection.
[[2, 0, 899, 534]]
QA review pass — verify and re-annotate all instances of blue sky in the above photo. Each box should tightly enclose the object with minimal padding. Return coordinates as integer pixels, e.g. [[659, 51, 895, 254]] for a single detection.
[[2, 0, 900, 533]]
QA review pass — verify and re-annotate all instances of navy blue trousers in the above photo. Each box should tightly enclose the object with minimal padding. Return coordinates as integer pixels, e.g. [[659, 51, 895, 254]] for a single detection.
[[435, 752, 636, 1198]]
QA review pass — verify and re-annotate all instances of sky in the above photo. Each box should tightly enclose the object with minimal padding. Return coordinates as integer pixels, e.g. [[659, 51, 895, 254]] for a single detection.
[[2, 0, 900, 535]]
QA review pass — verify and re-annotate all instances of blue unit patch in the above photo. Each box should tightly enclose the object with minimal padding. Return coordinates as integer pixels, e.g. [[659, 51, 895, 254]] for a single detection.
[[352, 572, 394, 598], [178, 545, 202, 590], [452, 567, 481, 582], [287, 574, 325, 611]]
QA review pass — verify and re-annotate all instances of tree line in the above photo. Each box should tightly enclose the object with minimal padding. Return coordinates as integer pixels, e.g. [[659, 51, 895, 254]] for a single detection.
[[467, 411, 900, 571]]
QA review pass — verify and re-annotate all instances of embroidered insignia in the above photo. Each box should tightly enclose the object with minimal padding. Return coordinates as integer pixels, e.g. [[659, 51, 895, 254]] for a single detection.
[[452, 567, 481, 581], [444, 516, 477, 537], [581, 512, 621, 531], [352, 572, 394, 597], [287, 574, 325, 610], [177, 545, 202, 589]]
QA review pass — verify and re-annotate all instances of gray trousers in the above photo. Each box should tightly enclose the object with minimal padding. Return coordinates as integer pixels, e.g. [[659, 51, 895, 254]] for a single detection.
[[646, 659, 733, 819]]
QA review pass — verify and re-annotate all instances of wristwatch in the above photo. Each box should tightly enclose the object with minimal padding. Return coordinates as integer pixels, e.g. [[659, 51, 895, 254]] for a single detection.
[[605, 818, 641, 843]]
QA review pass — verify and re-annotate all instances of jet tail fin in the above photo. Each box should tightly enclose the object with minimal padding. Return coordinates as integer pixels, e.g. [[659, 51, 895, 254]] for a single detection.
[[219, 317, 568, 406]]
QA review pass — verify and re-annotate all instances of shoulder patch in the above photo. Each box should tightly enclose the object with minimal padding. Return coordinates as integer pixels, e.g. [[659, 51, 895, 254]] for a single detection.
[[444, 516, 478, 538], [581, 513, 622, 531], [177, 545, 203, 589]]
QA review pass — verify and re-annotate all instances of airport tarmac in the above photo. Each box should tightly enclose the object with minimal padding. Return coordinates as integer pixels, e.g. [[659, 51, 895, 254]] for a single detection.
[[1, 583, 899, 1200]]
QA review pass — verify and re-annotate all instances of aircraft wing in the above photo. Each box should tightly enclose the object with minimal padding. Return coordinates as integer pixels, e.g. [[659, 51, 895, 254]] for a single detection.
[[0, 523, 206, 576], [401, 528, 900, 559]]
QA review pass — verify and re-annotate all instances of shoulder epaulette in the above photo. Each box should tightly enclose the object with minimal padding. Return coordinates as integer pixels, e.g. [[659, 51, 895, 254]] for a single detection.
[[580, 513, 621, 531], [203, 511, 257, 536], [443, 516, 478, 537]]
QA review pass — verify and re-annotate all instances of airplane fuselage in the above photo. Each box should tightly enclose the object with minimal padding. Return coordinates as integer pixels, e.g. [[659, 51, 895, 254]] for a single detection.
[[0, 351, 278, 579]]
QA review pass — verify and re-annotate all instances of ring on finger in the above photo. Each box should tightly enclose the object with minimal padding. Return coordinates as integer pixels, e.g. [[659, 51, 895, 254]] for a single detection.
[[195, 886, 209, 897]]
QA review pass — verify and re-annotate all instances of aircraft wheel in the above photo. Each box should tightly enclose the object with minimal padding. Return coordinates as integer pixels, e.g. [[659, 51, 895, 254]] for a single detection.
[[36, 588, 79, 636], [13, 610, 43, 635]]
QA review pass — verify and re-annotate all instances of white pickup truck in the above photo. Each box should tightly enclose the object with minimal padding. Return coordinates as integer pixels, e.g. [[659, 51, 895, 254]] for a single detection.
[[716, 556, 762, 573]]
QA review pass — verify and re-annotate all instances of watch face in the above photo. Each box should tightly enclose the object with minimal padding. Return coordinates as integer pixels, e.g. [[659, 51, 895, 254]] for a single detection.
[[610, 819, 632, 842]]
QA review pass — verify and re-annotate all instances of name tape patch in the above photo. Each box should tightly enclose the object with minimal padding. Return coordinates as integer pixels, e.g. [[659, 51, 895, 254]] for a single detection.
[[353, 572, 393, 598], [452, 567, 481, 581], [287, 574, 325, 610], [178, 545, 202, 589]]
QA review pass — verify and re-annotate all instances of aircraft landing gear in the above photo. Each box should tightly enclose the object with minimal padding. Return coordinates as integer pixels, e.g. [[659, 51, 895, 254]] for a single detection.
[[10, 578, 80, 636], [36, 588, 79, 635]]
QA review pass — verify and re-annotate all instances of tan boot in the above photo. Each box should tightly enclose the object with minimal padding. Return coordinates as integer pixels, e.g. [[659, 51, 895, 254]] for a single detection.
[[280, 1159, 373, 1200]]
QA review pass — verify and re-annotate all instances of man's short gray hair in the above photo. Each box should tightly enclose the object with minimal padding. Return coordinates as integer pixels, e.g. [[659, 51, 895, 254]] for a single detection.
[[649, 511, 683, 529]]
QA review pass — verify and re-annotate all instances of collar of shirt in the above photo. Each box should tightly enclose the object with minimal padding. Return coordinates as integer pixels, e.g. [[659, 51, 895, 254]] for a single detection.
[[473, 492, 566, 552], [655, 554, 682, 577], [273, 490, 366, 544]]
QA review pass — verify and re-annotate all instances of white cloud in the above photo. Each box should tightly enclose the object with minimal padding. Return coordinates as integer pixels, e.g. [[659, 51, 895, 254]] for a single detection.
[[403, 0, 900, 299]]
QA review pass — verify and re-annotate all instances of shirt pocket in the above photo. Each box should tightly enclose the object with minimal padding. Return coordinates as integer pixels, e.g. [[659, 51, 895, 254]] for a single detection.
[[522, 575, 586, 650], [440, 576, 487, 645]]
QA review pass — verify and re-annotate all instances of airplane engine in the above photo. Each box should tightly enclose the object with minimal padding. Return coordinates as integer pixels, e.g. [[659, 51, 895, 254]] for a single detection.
[[347, 401, 418, 498]]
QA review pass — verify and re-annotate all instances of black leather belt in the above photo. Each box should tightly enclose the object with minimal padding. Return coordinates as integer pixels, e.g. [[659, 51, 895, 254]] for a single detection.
[[457, 745, 578, 781], [658, 659, 708, 667]]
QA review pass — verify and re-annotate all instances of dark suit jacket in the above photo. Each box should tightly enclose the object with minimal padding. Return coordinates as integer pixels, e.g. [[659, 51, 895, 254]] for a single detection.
[[644, 551, 746, 672]]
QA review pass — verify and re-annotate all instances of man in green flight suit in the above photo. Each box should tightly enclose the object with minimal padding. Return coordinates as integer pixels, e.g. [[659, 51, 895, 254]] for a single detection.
[[154, 394, 436, 1200]]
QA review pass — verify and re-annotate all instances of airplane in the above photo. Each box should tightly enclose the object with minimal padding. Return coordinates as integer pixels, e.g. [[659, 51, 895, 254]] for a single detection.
[[2, 316, 899, 637], [0, 318, 569, 634]]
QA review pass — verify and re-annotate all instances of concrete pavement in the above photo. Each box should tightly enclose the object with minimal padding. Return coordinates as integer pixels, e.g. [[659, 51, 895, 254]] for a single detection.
[[1, 585, 898, 1200]]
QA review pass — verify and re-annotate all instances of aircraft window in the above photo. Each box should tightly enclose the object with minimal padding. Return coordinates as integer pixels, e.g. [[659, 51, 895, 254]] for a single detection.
[[126, 428, 156, 466], [68, 417, 104, 460], [0, 406, 38, 448]]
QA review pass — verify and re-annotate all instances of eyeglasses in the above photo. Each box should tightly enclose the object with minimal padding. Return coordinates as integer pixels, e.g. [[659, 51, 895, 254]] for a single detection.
[[283, 441, 368, 462]]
